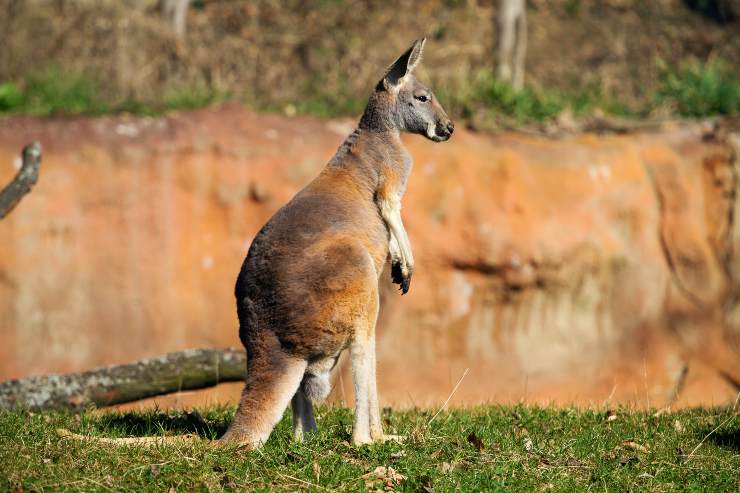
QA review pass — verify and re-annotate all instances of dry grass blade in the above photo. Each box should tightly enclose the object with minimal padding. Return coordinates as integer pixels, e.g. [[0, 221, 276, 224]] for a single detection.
[[427, 368, 469, 426], [686, 392, 740, 460]]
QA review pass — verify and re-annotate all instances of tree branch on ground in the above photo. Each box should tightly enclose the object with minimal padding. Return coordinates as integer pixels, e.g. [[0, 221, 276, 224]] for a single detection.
[[0, 348, 246, 411], [0, 142, 42, 220]]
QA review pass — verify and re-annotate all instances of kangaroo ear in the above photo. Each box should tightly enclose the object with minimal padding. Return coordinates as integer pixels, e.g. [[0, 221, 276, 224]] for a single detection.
[[381, 38, 426, 90]]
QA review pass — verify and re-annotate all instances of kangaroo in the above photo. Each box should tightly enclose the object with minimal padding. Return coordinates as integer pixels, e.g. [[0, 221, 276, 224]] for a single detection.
[[218, 38, 453, 448], [57, 38, 453, 449]]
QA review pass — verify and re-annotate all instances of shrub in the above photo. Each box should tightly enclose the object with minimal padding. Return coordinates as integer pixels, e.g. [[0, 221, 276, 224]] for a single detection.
[[655, 60, 740, 117]]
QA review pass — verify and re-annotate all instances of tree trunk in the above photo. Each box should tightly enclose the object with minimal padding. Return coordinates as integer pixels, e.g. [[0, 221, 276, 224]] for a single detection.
[[0, 348, 246, 411], [160, 0, 189, 39], [496, 0, 527, 91], [0, 142, 41, 219]]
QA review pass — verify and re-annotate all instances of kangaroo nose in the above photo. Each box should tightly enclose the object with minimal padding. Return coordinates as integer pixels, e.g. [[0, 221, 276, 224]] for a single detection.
[[446, 121, 455, 135]]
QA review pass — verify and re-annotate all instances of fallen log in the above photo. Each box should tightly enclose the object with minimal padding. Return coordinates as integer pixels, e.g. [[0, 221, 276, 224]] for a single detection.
[[0, 348, 246, 410], [0, 142, 42, 219]]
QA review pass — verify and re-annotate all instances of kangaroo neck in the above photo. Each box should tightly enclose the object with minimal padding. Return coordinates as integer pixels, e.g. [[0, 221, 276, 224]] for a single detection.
[[328, 126, 412, 199]]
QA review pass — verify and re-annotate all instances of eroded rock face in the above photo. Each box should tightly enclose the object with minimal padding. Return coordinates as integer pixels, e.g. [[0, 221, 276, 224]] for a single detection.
[[0, 107, 737, 408]]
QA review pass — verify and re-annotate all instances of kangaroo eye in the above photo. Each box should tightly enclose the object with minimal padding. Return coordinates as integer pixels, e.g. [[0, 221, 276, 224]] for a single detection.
[[415, 94, 429, 102]]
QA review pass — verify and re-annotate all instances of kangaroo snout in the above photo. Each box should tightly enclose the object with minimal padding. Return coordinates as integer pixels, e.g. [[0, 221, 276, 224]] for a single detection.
[[431, 119, 454, 142], [437, 120, 454, 140]]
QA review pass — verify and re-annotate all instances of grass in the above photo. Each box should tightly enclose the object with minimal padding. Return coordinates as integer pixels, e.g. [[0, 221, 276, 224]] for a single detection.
[[0, 59, 738, 124], [0, 69, 224, 117], [443, 71, 636, 126], [1, 404, 738, 492], [655, 59, 740, 117]]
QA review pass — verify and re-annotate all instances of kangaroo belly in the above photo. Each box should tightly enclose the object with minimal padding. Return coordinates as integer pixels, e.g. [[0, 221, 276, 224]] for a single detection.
[[236, 192, 387, 358]]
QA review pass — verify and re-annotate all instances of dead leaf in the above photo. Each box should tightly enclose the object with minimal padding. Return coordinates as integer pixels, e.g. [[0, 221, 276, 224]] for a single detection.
[[438, 461, 454, 474], [622, 440, 649, 452], [362, 466, 407, 483], [619, 455, 638, 466], [565, 458, 586, 468], [524, 437, 534, 452], [673, 419, 684, 433], [150, 464, 161, 476], [419, 474, 434, 493], [467, 432, 484, 451], [312, 462, 320, 482], [430, 448, 443, 459]]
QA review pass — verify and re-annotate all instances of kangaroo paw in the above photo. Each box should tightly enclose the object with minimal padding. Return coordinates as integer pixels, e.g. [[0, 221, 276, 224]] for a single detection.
[[391, 260, 412, 294]]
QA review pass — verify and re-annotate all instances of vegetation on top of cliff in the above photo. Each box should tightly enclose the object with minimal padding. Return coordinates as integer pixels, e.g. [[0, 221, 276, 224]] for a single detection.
[[1, 60, 737, 126], [1, 404, 738, 491], [0, 69, 225, 117], [0, 1, 738, 128]]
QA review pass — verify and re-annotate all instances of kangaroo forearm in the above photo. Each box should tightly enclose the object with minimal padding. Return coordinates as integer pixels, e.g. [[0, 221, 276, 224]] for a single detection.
[[382, 207, 413, 270], [392, 219, 413, 268], [388, 232, 402, 260]]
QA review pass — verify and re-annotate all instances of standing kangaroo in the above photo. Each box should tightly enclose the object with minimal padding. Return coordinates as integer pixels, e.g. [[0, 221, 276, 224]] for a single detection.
[[57, 38, 453, 449], [219, 38, 453, 448]]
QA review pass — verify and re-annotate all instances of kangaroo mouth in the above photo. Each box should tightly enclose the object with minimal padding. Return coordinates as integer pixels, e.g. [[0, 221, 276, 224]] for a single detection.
[[426, 122, 453, 142]]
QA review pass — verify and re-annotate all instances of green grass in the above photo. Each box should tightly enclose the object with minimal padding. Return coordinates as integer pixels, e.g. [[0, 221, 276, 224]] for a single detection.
[[0, 69, 224, 117], [1, 405, 738, 492], [438, 71, 638, 128], [655, 59, 740, 117], [0, 59, 738, 123]]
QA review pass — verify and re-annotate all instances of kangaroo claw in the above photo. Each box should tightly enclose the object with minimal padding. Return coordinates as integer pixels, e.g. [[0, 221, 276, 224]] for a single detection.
[[391, 260, 412, 294], [401, 271, 411, 294], [391, 260, 404, 285]]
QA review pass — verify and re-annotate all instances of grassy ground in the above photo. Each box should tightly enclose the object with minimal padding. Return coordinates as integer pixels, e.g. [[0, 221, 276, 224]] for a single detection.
[[1, 404, 738, 492]]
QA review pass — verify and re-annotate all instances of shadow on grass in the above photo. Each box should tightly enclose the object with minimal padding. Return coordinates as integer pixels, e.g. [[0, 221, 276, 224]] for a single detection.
[[706, 427, 740, 453], [91, 410, 232, 440]]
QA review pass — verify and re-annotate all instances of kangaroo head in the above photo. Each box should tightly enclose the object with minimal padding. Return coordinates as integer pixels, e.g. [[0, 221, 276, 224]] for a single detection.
[[360, 39, 454, 142]]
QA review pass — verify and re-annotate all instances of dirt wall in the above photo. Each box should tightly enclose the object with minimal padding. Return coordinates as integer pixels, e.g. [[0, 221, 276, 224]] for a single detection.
[[0, 107, 738, 409]]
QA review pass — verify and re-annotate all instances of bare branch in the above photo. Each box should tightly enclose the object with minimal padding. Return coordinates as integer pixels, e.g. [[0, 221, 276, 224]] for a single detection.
[[0, 141, 42, 219], [0, 348, 246, 410]]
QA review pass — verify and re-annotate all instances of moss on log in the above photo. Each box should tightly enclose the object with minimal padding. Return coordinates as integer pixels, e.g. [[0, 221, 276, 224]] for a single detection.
[[0, 348, 246, 410]]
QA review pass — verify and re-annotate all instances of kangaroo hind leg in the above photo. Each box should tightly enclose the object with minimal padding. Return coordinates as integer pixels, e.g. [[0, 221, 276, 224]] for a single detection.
[[351, 321, 403, 445], [219, 332, 306, 449], [292, 357, 335, 440], [291, 382, 317, 441]]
